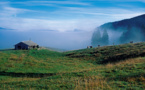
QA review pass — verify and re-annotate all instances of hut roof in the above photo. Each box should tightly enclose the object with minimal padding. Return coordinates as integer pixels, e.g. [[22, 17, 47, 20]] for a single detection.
[[21, 41, 38, 46], [15, 41, 38, 46]]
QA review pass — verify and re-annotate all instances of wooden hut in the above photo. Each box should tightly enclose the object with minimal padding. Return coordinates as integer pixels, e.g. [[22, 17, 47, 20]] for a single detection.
[[15, 41, 39, 50]]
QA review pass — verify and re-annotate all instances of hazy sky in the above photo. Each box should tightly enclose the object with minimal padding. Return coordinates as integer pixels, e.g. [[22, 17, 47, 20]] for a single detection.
[[0, 0, 145, 50], [0, 0, 145, 31]]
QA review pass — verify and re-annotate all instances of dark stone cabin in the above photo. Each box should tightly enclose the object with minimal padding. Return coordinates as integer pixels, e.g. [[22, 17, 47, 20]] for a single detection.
[[15, 41, 39, 50]]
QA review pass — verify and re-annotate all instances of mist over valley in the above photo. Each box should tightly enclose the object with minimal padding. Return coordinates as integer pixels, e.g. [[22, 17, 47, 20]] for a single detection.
[[91, 14, 145, 47], [1, 14, 145, 50], [0, 29, 92, 50]]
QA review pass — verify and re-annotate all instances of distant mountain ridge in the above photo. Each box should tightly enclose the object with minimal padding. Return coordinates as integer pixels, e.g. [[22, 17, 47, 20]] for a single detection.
[[0, 27, 14, 31], [91, 14, 145, 47], [101, 14, 145, 29], [0, 27, 7, 30]]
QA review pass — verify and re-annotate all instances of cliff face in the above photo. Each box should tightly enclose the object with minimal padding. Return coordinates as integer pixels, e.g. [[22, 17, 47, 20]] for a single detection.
[[91, 14, 145, 47]]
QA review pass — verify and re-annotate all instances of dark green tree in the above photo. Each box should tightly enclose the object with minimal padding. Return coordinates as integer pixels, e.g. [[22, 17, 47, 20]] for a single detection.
[[91, 29, 102, 47], [101, 29, 109, 45]]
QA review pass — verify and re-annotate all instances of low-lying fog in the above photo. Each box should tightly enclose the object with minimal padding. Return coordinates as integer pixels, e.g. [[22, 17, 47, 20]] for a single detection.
[[91, 27, 145, 47], [1, 26, 145, 51], [0, 30, 93, 50]]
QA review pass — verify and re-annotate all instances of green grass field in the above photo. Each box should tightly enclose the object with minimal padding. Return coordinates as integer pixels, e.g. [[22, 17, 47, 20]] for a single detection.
[[0, 42, 145, 89]]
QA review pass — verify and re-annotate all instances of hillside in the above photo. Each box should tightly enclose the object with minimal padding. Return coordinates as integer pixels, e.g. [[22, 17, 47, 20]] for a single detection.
[[45, 47, 67, 52], [0, 42, 145, 89], [101, 14, 145, 29], [91, 14, 145, 47], [66, 42, 145, 64]]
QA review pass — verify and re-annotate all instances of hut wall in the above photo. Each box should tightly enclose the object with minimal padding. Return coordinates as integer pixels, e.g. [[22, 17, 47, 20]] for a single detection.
[[15, 43, 29, 50]]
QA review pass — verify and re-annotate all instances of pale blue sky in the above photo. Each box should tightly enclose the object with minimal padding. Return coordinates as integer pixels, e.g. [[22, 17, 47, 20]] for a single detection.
[[0, 0, 145, 32]]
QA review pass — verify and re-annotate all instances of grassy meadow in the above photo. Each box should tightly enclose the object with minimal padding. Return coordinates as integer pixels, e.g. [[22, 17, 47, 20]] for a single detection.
[[0, 42, 145, 89]]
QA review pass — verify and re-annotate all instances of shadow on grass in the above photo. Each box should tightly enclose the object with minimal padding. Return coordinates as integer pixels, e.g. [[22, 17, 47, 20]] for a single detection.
[[0, 71, 56, 78], [107, 72, 145, 81], [100, 52, 145, 64], [0, 71, 87, 78]]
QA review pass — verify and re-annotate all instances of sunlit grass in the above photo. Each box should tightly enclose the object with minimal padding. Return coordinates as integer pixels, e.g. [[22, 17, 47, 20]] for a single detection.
[[0, 42, 145, 89]]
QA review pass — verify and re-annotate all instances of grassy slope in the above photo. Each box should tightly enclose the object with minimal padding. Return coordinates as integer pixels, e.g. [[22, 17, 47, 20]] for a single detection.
[[66, 42, 145, 64], [0, 42, 145, 89]]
